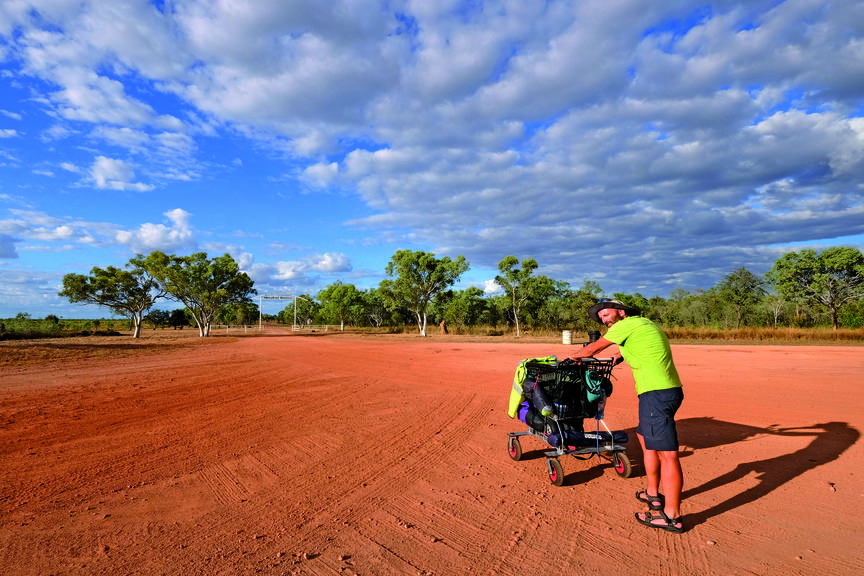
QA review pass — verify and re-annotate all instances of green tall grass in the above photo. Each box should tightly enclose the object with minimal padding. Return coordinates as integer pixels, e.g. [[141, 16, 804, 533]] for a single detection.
[[0, 317, 128, 340]]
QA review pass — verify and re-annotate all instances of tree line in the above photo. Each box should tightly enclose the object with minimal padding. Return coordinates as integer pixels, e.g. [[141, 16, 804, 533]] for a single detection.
[[58, 246, 864, 338]]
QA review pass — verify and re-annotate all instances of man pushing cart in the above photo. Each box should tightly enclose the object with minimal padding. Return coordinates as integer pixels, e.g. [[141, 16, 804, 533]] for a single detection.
[[507, 298, 686, 534]]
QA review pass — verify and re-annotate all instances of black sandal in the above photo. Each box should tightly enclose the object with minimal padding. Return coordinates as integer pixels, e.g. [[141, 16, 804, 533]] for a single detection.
[[635, 489, 665, 511], [635, 509, 684, 534]]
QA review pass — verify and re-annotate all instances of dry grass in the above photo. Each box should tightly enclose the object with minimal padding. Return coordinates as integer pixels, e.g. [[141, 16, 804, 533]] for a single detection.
[[662, 325, 864, 344]]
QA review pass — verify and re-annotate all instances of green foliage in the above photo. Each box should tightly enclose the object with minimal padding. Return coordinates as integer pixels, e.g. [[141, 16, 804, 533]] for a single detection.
[[145, 251, 256, 336], [767, 247, 864, 329], [278, 294, 319, 326], [361, 287, 392, 328], [384, 250, 470, 336], [0, 315, 129, 340], [215, 301, 260, 326], [839, 299, 864, 329], [0, 316, 65, 339], [494, 255, 538, 337], [170, 308, 190, 329], [145, 309, 171, 329], [59, 255, 165, 338], [440, 286, 487, 332], [566, 281, 603, 332], [717, 267, 766, 328], [318, 282, 364, 329]]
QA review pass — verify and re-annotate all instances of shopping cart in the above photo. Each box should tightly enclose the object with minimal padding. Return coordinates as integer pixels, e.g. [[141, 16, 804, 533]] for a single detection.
[[507, 357, 631, 486]]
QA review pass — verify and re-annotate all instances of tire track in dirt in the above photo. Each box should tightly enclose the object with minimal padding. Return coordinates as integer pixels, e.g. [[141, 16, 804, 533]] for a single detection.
[[176, 385, 497, 573], [91, 369, 484, 572], [265, 392, 499, 574]]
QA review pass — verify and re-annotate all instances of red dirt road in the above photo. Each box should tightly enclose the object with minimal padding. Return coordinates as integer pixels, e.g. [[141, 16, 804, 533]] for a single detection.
[[1, 332, 863, 575]]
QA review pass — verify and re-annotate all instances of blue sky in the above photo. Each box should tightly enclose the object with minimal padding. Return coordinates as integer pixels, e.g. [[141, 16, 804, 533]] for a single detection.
[[1, 0, 863, 318]]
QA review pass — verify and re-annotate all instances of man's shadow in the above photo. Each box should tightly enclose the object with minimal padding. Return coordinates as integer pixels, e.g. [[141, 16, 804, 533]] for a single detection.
[[665, 418, 860, 528]]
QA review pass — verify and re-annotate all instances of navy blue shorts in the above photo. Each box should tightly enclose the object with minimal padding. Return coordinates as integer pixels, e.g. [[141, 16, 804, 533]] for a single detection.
[[637, 387, 684, 451]]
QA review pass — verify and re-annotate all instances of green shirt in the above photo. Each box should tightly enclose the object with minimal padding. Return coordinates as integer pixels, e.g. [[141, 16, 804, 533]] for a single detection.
[[604, 316, 682, 395]]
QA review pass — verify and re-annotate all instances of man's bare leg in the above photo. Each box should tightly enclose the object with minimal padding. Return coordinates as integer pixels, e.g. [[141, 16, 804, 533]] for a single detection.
[[658, 450, 682, 518], [638, 433, 661, 497], [637, 433, 683, 530]]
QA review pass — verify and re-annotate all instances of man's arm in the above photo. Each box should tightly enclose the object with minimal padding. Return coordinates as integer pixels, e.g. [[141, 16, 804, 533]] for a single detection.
[[567, 337, 625, 364], [567, 336, 616, 361]]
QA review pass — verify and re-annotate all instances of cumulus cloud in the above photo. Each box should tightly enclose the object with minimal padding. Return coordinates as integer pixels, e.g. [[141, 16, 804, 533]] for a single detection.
[[483, 279, 501, 295], [89, 156, 153, 191], [245, 252, 354, 291], [0, 208, 197, 255], [302, 162, 339, 187], [115, 208, 196, 253]]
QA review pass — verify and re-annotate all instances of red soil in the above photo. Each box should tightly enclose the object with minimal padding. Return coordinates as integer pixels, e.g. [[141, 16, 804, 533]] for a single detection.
[[1, 331, 862, 575]]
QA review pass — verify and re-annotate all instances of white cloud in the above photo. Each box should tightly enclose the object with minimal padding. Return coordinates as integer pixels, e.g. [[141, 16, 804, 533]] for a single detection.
[[53, 71, 156, 125], [1, 109, 22, 120], [41, 124, 73, 141], [483, 279, 501, 295], [114, 208, 196, 253], [248, 252, 353, 287], [313, 252, 352, 273], [89, 126, 150, 149], [302, 162, 339, 187], [89, 156, 153, 191], [0, 208, 197, 255]]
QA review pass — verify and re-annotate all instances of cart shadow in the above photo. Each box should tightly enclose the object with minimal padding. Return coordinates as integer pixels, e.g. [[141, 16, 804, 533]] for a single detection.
[[562, 463, 608, 486], [517, 447, 623, 486], [675, 418, 859, 528]]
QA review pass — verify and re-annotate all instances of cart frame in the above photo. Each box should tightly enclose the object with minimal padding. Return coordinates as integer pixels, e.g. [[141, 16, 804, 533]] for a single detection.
[[507, 357, 631, 485]]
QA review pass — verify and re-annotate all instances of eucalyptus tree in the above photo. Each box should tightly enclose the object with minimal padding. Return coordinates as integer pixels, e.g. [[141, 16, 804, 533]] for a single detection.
[[279, 293, 319, 327], [215, 301, 259, 326], [144, 251, 256, 337], [532, 276, 571, 330], [145, 309, 171, 329], [169, 308, 190, 329], [767, 247, 864, 330], [59, 254, 165, 338], [495, 256, 539, 337], [383, 250, 470, 336], [361, 287, 390, 328], [442, 286, 488, 331], [568, 280, 604, 333], [318, 282, 364, 330], [717, 267, 766, 328]]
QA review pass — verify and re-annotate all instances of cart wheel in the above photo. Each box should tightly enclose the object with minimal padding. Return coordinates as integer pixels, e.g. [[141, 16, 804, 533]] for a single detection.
[[612, 452, 632, 478], [507, 436, 522, 461], [547, 458, 564, 486]]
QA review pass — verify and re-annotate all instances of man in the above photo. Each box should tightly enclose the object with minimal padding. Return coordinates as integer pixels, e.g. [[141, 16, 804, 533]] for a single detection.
[[567, 298, 685, 534]]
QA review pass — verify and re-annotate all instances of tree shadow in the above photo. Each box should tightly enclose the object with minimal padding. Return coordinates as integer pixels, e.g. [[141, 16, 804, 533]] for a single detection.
[[675, 418, 859, 528]]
